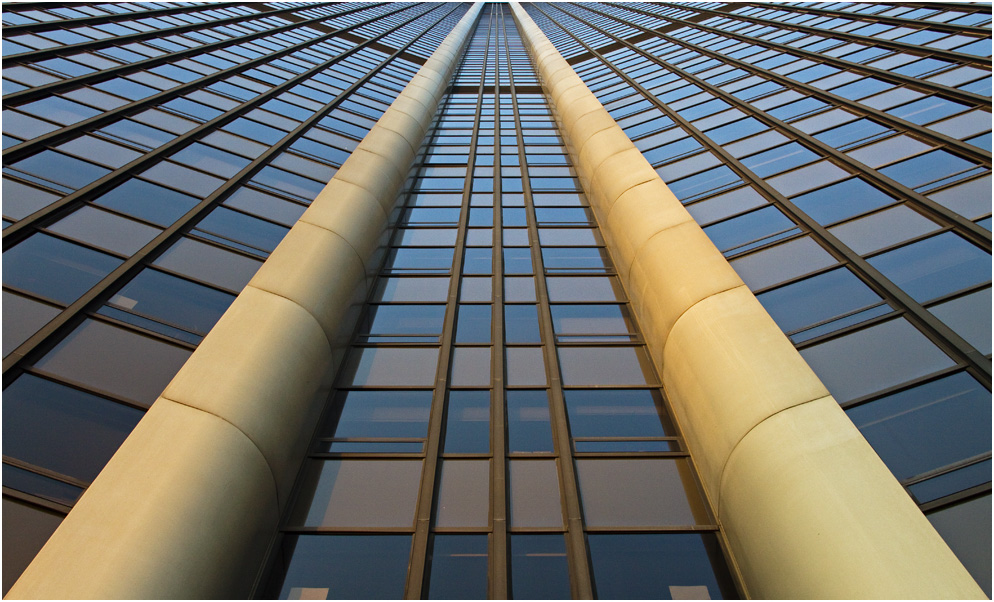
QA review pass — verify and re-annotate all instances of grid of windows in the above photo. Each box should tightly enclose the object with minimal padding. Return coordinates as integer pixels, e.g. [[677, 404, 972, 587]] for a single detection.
[[266, 6, 737, 599], [3, 2, 990, 598], [526, 2, 992, 595], [1, 3, 470, 594]]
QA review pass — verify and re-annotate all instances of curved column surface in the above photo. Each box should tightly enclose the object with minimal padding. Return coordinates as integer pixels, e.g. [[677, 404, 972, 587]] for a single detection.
[[509, 3, 984, 599], [6, 4, 483, 599]]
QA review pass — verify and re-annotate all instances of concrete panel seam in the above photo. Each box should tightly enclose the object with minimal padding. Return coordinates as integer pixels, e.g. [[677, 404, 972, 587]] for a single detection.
[[157, 392, 284, 509], [622, 214, 702, 286], [713, 393, 835, 516], [300, 205, 385, 280], [242, 283, 339, 354]]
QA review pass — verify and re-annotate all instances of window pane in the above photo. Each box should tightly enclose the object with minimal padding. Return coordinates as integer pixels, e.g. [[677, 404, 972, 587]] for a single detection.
[[927, 495, 992, 598], [321, 390, 432, 439], [374, 277, 450, 302], [109, 269, 235, 336], [47, 206, 160, 256], [565, 389, 674, 438], [341, 347, 438, 387], [2, 374, 143, 482], [509, 460, 562, 528], [551, 304, 634, 339], [828, 206, 940, 255], [506, 347, 547, 386], [276, 534, 411, 600], [730, 237, 837, 290], [289, 460, 422, 528], [800, 318, 956, 403], [450, 347, 491, 387], [444, 391, 490, 454], [510, 535, 570, 600], [427, 535, 488, 600], [791, 178, 895, 226], [546, 277, 623, 302], [558, 347, 653, 386], [434, 460, 489, 528], [93, 178, 199, 227], [868, 232, 990, 303], [506, 390, 553, 453], [3, 234, 122, 304], [846, 372, 991, 481], [2, 291, 60, 357], [455, 305, 491, 344], [363, 305, 445, 341], [153, 237, 262, 292], [2, 499, 64, 597], [34, 319, 191, 406], [587, 533, 736, 600], [928, 289, 992, 355], [757, 268, 884, 337], [504, 305, 541, 344], [576, 459, 709, 527]]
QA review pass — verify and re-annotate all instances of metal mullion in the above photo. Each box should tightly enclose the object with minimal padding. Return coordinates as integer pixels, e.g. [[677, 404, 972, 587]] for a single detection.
[[901, 452, 992, 488], [660, 2, 990, 68], [2, 486, 73, 516], [2, 4, 464, 379], [285, 525, 418, 534], [839, 363, 972, 412], [918, 483, 992, 514], [3, 4, 442, 245], [569, 3, 993, 167], [503, 15, 594, 601], [2, 456, 90, 491], [1, 2, 247, 36], [629, 6, 991, 109], [2, 3, 389, 103], [20, 366, 164, 412], [3, 5, 420, 158], [533, 4, 993, 391], [404, 8, 486, 597], [491, 7, 509, 599], [742, 2, 994, 38]]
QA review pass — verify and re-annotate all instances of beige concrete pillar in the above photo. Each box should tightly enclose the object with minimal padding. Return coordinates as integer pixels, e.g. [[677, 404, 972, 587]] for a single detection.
[[6, 4, 482, 599], [509, 3, 984, 599]]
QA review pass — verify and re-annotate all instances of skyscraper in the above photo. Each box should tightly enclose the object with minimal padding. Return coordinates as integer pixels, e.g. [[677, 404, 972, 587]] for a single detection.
[[2, 2, 990, 599]]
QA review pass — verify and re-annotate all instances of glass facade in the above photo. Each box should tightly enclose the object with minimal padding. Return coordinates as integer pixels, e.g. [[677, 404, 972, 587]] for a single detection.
[[1, 2, 468, 593], [266, 7, 735, 597], [525, 3, 992, 595], [2, 2, 991, 598]]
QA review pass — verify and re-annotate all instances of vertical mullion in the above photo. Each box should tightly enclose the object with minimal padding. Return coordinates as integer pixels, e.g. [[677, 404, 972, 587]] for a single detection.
[[490, 6, 509, 599], [502, 11, 595, 600], [405, 7, 489, 598]]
